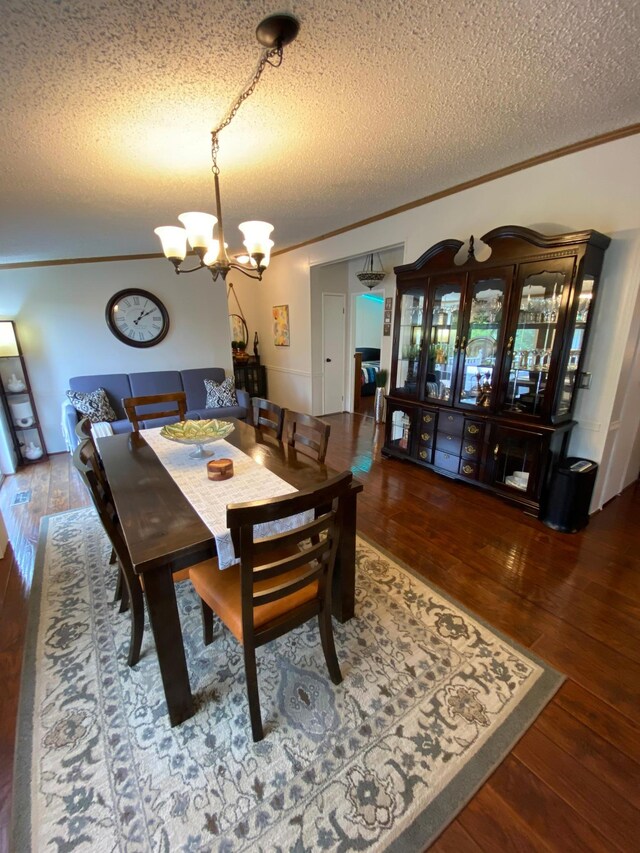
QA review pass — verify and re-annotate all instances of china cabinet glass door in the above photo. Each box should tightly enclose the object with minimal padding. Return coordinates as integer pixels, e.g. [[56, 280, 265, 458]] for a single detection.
[[394, 288, 425, 396], [423, 276, 464, 405], [455, 270, 511, 410], [489, 425, 543, 500], [386, 401, 415, 456], [555, 274, 594, 417], [499, 260, 574, 419]]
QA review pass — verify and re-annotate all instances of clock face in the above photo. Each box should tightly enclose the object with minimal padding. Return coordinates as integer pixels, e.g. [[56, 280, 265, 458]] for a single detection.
[[105, 289, 169, 347]]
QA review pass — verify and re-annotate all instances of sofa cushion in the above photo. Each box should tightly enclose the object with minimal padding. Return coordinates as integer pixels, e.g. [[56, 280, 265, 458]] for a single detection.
[[111, 418, 134, 435], [128, 371, 183, 416], [187, 406, 247, 421], [66, 388, 117, 423], [69, 374, 132, 420], [129, 370, 183, 416], [141, 415, 182, 430], [205, 376, 238, 407], [181, 368, 225, 410]]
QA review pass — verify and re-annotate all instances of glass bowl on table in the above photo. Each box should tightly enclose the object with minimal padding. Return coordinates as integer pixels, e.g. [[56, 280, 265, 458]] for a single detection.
[[159, 419, 235, 458]]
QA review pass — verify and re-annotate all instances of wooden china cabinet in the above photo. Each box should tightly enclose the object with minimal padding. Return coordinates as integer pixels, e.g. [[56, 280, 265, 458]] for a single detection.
[[383, 226, 610, 513]]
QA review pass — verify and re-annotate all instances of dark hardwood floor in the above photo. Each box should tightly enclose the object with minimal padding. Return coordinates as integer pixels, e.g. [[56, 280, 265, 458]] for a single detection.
[[1, 412, 639, 851]]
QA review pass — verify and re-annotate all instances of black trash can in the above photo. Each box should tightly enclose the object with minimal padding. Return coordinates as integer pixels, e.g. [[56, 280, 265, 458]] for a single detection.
[[540, 457, 598, 533]]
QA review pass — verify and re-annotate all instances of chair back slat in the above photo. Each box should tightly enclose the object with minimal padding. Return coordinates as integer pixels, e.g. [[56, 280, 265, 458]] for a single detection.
[[227, 472, 349, 527], [227, 471, 352, 636], [251, 512, 332, 558], [122, 392, 187, 432], [284, 410, 330, 463], [253, 564, 324, 607], [251, 397, 284, 440], [252, 539, 327, 583]]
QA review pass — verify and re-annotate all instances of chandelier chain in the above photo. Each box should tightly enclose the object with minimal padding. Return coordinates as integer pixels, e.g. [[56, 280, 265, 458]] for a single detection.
[[210, 46, 283, 175]]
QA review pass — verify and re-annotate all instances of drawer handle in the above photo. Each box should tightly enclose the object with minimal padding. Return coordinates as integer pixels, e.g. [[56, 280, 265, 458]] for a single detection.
[[446, 434, 454, 440], [468, 424, 480, 435], [423, 414, 432, 423], [447, 415, 454, 422], [494, 443, 500, 459], [443, 453, 450, 460], [462, 464, 474, 474], [464, 444, 476, 455], [421, 432, 431, 442], [419, 450, 427, 459]]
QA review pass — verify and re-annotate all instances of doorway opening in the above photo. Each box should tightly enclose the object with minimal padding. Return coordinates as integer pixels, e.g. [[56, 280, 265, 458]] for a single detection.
[[353, 292, 384, 416]]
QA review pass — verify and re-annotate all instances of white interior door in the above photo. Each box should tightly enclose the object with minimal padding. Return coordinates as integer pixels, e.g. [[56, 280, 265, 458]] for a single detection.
[[322, 293, 346, 414]]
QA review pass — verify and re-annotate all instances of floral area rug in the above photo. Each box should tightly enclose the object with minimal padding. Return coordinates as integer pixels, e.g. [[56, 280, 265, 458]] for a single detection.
[[13, 508, 562, 851]]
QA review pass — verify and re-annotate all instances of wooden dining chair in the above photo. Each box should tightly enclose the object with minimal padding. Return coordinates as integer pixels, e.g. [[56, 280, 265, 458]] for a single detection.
[[122, 391, 187, 432], [284, 410, 331, 464], [76, 416, 120, 579], [73, 439, 145, 666], [251, 397, 285, 440], [73, 437, 198, 665], [189, 470, 353, 742]]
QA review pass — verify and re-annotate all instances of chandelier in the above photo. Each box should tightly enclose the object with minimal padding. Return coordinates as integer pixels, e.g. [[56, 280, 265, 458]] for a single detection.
[[154, 14, 300, 282], [357, 253, 386, 289]]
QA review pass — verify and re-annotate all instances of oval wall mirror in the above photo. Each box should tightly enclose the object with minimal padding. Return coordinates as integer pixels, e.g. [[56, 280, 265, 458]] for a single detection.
[[229, 313, 248, 345]]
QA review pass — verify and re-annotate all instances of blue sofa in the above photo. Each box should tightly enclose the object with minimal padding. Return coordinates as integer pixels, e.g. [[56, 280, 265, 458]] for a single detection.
[[64, 367, 249, 449]]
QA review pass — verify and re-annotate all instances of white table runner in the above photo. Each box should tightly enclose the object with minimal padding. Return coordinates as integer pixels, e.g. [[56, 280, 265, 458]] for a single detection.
[[143, 427, 310, 568]]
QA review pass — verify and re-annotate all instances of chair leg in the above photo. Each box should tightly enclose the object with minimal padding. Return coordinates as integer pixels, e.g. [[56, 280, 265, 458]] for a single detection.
[[109, 546, 117, 565], [318, 602, 342, 685], [123, 572, 144, 667], [118, 569, 130, 613], [113, 563, 123, 603], [200, 598, 214, 646], [243, 644, 264, 742]]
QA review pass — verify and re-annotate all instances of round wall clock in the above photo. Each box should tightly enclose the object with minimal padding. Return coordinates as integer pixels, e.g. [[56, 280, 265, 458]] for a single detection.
[[105, 289, 170, 347]]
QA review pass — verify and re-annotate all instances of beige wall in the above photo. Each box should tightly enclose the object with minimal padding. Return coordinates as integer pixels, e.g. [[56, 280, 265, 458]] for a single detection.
[[232, 133, 640, 510], [0, 257, 233, 454]]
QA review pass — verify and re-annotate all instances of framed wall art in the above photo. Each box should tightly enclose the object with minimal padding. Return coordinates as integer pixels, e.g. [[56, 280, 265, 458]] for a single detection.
[[272, 304, 290, 347]]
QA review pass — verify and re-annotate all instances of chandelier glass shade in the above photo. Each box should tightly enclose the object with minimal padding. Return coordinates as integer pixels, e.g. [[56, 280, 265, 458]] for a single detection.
[[357, 253, 387, 289], [154, 15, 299, 282]]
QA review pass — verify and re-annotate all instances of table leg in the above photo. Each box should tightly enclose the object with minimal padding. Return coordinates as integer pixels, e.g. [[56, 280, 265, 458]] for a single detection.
[[332, 487, 357, 623], [143, 566, 194, 726]]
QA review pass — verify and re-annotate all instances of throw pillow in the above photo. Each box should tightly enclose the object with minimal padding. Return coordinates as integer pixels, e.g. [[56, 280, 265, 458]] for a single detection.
[[66, 388, 117, 423], [204, 377, 238, 408]]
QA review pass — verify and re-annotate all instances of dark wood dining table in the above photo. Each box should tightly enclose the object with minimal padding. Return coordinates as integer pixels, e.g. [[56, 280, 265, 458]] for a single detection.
[[97, 419, 362, 726]]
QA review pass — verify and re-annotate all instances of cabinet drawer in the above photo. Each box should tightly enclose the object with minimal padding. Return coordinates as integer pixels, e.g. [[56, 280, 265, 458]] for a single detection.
[[464, 420, 484, 440], [419, 409, 437, 428], [418, 427, 434, 446], [441, 411, 464, 435], [461, 438, 481, 461], [436, 431, 462, 456], [416, 445, 433, 464], [459, 459, 480, 480], [434, 449, 460, 474]]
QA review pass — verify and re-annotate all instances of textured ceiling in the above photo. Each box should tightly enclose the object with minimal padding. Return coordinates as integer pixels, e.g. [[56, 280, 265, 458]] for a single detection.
[[1, 0, 639, 264]]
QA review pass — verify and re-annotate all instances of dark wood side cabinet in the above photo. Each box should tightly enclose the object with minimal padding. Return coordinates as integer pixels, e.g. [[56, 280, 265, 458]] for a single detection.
[[383, 226, 610, 512], [233, 357, 267, 398], [0, 320, 48, 466]]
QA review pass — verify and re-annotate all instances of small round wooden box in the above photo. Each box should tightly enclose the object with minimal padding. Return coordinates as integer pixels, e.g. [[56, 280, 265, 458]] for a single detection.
[[207, 458, 234, 481]]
